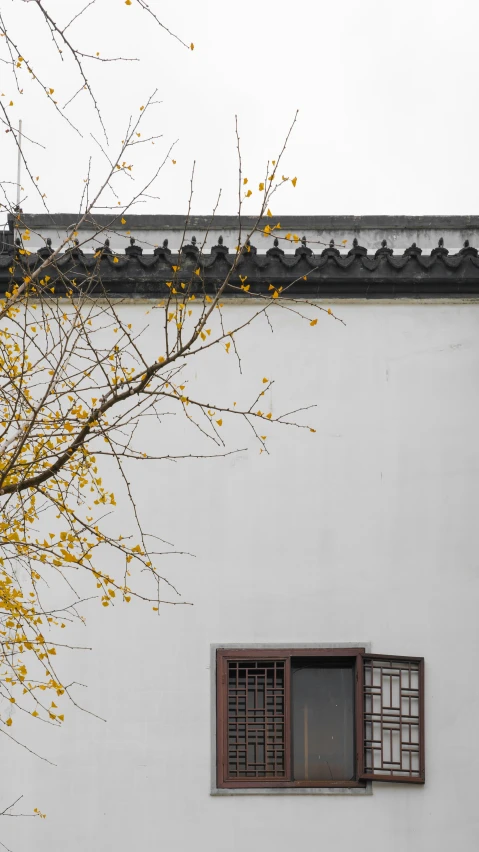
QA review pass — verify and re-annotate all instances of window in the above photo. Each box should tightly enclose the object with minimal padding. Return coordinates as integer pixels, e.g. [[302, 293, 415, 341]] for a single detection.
[[216, 648, 424, 789]]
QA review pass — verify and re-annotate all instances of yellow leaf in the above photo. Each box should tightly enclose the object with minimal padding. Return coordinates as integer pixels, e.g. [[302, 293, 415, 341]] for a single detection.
[[243, 177, 248, 185], [195, 268, 200, 276], [216, 419, 223, 426], [172, 265, 179, 272], [139, 105, 144, 111], [259, 182, 265, 191], [263, 224, 271, 236], [32, 710, 38, 717], [342, 239, 347, 244], [272, 160, 276, 165], [291, 177, 298, 187], [310, 318, 318, 326], [267, 209, 272, 218], [245, 189, 252, 198], [327, 308, 332, 315], [6, 718, 12, 726], [266, 413, 272, 420], [9, 101, 13, 106], [58, 715, 64, 722], [49, 88, 54, 95], [310, 428, 316, 433], [121, 217, 126, 224], [262, 377, 268, 383], [125, 0, 132, 4], [172, 159, 176, 164], [113, 257, 119, 263], [272, 291, 279, 299], [190, 43, 195, 51]]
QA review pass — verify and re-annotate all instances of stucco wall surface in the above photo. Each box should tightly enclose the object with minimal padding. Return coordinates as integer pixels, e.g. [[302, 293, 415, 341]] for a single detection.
[[2, 300, 478, 852]]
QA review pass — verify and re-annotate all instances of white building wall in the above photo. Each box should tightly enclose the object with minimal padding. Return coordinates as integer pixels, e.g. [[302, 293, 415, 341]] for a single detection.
[[2, 299, 479, 851]]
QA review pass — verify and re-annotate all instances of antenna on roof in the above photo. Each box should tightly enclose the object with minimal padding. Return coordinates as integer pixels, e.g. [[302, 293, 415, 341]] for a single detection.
[[16, 120, 22, 209]]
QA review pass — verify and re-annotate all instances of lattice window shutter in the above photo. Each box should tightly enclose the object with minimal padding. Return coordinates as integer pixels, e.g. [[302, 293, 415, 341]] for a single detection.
[[217, 655, 290, 783], [357, 655, 425, 783]]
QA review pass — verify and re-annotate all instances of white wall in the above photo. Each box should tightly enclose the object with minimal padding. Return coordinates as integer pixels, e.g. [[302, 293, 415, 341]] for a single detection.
[[2, 300, 479, 852]]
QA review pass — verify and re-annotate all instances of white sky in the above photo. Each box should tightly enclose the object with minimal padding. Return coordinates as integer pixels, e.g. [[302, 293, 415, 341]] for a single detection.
[[1, 0, 479, 220]]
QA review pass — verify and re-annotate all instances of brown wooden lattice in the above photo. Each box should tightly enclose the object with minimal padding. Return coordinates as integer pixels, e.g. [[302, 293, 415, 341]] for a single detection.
[[226, 660, 286, 778], [360, 655, 425, 783]]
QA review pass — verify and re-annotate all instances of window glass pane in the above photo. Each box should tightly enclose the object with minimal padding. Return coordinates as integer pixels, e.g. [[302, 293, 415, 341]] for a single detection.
[[292, 661, 355, 782]]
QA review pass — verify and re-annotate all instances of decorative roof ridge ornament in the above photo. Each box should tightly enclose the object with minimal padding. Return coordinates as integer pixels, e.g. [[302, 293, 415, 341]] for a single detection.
[[68, 238, 85, 260], [374, 239, 393, 258], [347, 237, 367, 257], [125, 236, 143, 257], [266, 237, 285, 258], [295, 236, 313, 257], [181, 235, 200, 258], [96, 238, 112, 256], [211, 235, 229, 255], [459, 239, 478, 257], [403, 242, 422, 257], [321, 238, 341, 258], [37, 236, 54, 259], [153, 239, 172, 258], [431, 237, 448, 257]]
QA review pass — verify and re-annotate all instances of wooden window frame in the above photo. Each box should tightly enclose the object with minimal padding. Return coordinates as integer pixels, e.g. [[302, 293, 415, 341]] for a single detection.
[[216, 648, 425, 790], [217, 647, 366, 790]]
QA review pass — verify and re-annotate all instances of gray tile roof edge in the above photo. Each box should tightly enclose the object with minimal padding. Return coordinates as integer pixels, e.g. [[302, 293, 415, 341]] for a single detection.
[[11, 213, 479, 231]]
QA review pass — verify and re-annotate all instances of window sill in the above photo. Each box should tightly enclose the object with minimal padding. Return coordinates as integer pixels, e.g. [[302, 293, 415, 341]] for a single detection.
[[211, 783, 372, 796]]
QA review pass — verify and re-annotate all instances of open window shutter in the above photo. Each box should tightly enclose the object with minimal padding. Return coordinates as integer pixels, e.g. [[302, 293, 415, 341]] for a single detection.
[[357, 654, 425, 783]]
